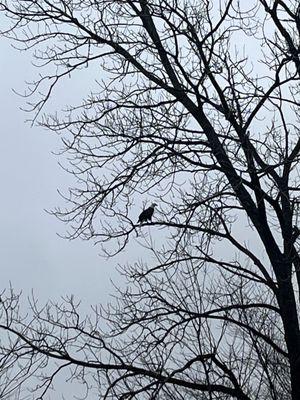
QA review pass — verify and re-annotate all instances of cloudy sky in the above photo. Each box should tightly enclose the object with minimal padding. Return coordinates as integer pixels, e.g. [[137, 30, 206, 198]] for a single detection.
[[0, 29, 164, 400], [0, 36, 123, 307]]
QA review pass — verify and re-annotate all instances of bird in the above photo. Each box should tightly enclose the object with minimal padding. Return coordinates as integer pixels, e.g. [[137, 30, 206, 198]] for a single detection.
[[138, 203, 158, 223]]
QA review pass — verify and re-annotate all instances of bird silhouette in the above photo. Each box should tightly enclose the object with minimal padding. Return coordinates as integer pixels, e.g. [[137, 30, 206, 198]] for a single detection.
[[138, 203, 158, 223]]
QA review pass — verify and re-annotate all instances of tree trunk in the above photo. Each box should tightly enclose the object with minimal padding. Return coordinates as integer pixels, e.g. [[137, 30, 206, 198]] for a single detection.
[[277, 275, 300, 399]]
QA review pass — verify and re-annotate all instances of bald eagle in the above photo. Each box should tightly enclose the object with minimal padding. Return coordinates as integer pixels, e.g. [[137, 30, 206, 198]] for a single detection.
[[138, 203, 157, 223]]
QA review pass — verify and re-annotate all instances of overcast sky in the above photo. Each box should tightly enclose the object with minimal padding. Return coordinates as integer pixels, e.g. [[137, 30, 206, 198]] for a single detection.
[[0, 6, 279, 400], [0, 36, 124, 307], [0, 31, 165, 400], [0, 32, 265, 308]]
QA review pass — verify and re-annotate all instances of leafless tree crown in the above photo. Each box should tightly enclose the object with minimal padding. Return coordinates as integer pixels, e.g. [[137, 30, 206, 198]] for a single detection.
[[1, 0, 300, 399]]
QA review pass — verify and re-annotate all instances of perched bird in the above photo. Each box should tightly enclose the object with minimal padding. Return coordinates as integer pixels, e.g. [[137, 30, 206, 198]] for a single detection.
[[138, 203, 158, 223]]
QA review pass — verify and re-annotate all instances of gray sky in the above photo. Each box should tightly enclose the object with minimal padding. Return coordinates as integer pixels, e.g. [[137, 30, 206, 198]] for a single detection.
[[0, 37, 122, 306], [0, 5, 283, 400], [0, 34, 265, 308], [0, 38, 154, 399]]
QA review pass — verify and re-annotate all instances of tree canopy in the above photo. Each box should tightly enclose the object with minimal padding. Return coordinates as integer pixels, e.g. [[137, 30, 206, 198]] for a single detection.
[[1, 0, 300, 399]]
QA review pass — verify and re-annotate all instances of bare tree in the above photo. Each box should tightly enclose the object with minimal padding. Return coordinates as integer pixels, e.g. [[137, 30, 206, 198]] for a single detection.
[[0, 0, 300, 398]]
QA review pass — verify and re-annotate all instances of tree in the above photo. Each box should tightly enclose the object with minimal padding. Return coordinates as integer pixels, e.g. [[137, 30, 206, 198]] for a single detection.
[[0, 0, 300, 398]]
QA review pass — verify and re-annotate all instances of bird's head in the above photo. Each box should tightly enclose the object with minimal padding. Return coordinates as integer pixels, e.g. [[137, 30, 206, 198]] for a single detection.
[[151, 203, 158, 208]]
